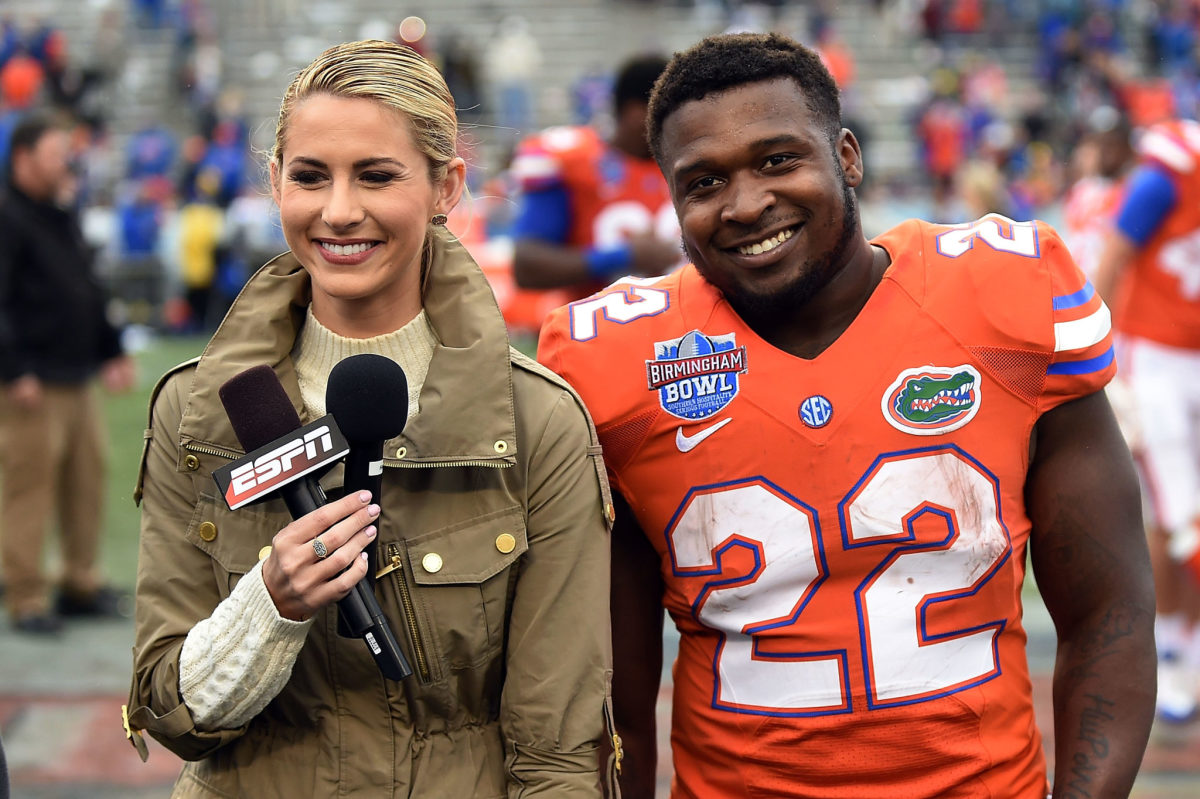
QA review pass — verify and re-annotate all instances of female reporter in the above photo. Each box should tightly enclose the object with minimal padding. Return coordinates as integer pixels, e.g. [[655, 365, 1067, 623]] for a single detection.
[[126, 40, 614, 797]]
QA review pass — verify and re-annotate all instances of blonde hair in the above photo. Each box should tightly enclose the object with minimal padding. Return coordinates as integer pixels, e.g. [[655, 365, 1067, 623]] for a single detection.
[[272, 40, 458, 183]]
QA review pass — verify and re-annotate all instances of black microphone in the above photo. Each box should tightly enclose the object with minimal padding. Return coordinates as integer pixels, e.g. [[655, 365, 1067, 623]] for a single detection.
[[326, 356, 409, 643], [325, 353, 409, 582], [217, 365, 412, 681]]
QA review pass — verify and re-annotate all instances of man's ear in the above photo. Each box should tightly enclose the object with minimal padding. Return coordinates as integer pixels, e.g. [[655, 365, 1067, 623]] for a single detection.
[[838, 129, 864, 188]]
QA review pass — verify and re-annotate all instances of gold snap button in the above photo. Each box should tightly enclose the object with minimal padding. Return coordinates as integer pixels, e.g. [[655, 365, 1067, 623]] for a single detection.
[[198, 521, 217, 542], [258, 545, 272, 561], [395, 446, 407, 458], [605, 503, 616, 524], [493, 440, 508, 454], [184, 454, 200, 471], [421, 552, 443, 573], [495, 533, 516, 554]]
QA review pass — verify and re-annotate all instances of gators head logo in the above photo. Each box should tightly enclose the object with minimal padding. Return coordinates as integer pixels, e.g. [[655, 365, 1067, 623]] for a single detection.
[[882, 365, 982, 435]]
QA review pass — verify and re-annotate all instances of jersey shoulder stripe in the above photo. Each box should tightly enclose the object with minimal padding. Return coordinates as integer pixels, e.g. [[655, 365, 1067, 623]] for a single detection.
[[878, 215, 1114, 408], [1137, 119, 1200, 175], [511, 125, 604, 191]]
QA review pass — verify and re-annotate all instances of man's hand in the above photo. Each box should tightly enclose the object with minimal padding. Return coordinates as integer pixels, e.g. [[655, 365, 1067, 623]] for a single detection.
[[627, 232, 683, 277], [100, 354, 136, 393], [6, 374, 43, 409]]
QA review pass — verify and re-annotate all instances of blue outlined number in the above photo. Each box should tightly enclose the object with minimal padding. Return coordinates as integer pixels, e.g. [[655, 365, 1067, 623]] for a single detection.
[[663, 445, 1011, 715], [935, 214, 1040, 259], [568, 281, 670, 341]]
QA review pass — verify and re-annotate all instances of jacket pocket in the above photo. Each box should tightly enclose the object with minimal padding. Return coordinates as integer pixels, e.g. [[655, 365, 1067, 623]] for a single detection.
[[391, 505, 528, 678], [185, 490, 285, 597]]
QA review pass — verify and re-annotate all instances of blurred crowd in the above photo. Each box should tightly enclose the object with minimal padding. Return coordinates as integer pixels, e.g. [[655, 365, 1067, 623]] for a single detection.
[[3, 0, 1200, 332], [1, 0, 284, 337]]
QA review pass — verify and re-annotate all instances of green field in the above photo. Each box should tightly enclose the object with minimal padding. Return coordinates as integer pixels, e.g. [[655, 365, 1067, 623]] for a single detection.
[[99, 334, 210, 590]]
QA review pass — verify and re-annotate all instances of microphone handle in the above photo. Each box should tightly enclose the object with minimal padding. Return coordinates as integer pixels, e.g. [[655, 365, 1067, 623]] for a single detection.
[[354, 585, 413, 681], [343, 444, 385, 579], [337, 442, 384, 643], [279, 478, 412, 680]]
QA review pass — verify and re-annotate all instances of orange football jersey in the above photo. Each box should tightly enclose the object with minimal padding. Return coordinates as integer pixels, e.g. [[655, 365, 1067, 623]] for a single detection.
[[1112, 119, 1200, 349], [511, 124, 678, 300], [539, 216, 1114, 798]]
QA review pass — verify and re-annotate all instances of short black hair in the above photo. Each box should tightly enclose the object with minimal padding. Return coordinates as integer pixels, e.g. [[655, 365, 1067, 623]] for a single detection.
[[5, 110, 71, 183], [647, 32, 842, 165], [612, 53, 670, 118]]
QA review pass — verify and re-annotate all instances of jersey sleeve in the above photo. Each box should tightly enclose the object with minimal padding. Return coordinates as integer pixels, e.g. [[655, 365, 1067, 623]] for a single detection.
[[510, 184, 571, 243], [1114, 164, 1177, 245], [510, 134, 566, 193], [1040, 226, 1116, 412], [908, 216, 1114, 415], [537, 275, 683, 498], [537, 300, 629, 492], [510, 126, 596, 193]]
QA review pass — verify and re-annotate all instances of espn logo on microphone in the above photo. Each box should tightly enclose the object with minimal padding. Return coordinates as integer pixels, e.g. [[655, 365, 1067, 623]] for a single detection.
[[213, 416, 350, 510]]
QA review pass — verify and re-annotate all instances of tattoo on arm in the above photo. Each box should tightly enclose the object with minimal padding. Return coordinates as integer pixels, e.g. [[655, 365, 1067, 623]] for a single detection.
[[1061, 693, 1117, 799]]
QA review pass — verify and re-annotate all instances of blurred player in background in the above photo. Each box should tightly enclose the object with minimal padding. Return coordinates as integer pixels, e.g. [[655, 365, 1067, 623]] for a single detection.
[[540, 32, 1156, 798], [1061, 105, 1134, 280], [1094, 115, 1200, 724], [509, 54, 680, 310]]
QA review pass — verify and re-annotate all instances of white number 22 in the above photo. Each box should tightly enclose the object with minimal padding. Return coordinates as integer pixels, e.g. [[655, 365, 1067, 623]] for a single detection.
[[665, 446, 1011, 716]]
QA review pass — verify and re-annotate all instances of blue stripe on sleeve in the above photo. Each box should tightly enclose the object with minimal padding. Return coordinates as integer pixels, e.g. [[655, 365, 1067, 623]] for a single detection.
[[511, 184, 572, 243], [1046, 346, 1115, 376], [1115, 165, 1178, 246], [1052, 280, 1095, 311]]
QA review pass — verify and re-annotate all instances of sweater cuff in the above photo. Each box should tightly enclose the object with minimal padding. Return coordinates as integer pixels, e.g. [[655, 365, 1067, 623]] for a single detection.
[[179, 561, 313, 730]]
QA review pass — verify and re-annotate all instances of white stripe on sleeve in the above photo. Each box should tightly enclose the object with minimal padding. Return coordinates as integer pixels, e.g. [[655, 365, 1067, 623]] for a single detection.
[[1054, 303, 1112, 353]]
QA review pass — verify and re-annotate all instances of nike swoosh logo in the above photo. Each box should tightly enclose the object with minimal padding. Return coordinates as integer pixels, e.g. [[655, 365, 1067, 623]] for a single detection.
[[675, 418, 733, 453]]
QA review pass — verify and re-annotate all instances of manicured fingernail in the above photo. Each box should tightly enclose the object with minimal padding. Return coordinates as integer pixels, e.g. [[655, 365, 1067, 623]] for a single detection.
[[365, 525, 377, 538], [360, 552, 369, 561], [359, 491, 372, 503], [367, 504, 380, 517]]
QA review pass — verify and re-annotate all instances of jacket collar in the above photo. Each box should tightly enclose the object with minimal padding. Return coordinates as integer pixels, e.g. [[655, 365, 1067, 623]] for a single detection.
[[178, 226, 517, 466]]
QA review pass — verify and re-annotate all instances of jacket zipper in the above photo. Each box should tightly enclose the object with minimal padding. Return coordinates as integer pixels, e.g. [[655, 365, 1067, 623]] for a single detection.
[[387, 459, 510, 469], [380, 542, 432, 682], [184, 442, 241, 460]]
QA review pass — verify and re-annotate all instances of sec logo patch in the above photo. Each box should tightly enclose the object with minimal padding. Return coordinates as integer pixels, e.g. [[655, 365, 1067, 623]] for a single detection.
[[799, 395, 833, 428]]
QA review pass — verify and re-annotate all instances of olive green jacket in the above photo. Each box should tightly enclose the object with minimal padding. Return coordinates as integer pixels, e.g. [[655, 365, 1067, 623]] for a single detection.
[[126, 228, 615, 798]]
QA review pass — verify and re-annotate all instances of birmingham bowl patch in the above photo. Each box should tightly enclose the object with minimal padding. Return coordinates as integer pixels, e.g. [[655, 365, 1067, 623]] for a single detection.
[[646, 330, 747, 420], [882, 365, 981, 435]]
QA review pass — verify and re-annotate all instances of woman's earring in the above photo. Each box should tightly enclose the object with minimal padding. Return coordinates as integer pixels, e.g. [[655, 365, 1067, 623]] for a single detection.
[[430, 213, 448, 226]]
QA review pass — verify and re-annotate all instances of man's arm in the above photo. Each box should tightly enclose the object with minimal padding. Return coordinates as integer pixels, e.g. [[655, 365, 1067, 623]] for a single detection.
[[513, 236, 596, 289], [511, 185, 679, 290], [1025, 389, 1156, 799], [0, 209, 29, 383], [1092, 163, 1176, 303], [609, 492, 665, 799], [1090, 229, 1136, 305]]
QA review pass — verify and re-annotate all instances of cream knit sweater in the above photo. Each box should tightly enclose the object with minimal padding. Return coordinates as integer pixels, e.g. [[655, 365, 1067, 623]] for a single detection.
[[178, 308, 436, 729]]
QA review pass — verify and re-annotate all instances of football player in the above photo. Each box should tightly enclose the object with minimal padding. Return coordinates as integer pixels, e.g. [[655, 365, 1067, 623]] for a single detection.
[[510, 54, 681, 305], [540, 32, 1156, 798], [1093, 116, 1200, 724]]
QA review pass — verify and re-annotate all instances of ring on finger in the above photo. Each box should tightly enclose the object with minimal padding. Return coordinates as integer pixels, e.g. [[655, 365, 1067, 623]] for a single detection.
[[312, 537, 329, 559]]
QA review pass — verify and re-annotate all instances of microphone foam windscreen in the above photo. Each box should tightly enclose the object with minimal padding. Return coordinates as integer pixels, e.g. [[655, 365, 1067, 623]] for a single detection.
[[326, 354, 409, 443], [219, 365, 303, 451]]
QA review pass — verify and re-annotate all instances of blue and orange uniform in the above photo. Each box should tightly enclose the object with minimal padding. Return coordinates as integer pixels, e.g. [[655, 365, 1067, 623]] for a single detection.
[[540, 215, 1114, 798]]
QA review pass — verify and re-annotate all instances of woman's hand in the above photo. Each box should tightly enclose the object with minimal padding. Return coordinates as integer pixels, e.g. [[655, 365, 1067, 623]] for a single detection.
[[261, 490, 380, 621]]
